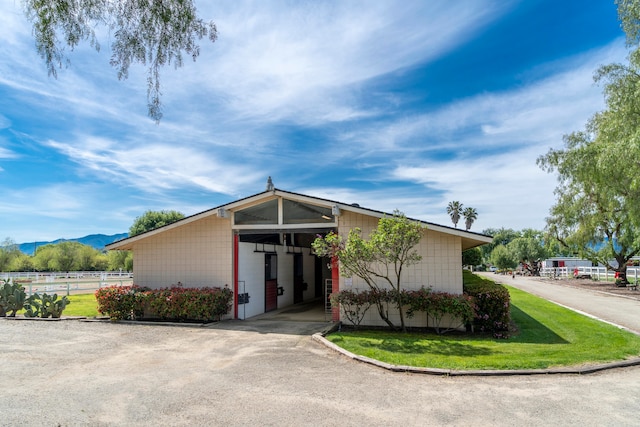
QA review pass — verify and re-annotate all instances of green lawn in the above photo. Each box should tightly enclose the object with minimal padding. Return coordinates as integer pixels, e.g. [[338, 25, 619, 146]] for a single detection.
[[63, 293, 100, 317], [15, 293, 100, 318], [325, 285, 640, 370]]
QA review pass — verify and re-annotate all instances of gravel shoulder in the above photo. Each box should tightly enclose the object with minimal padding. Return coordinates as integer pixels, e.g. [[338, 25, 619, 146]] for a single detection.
[[3, 313, 640, 426]]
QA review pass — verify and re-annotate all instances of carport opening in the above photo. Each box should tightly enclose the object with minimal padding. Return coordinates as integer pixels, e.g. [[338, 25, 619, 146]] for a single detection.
[[235, 230, 333, 321]]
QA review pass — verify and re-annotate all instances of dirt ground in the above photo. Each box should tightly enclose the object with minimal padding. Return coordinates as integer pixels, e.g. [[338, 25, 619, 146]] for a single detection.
[[3, 315, 640, 426]]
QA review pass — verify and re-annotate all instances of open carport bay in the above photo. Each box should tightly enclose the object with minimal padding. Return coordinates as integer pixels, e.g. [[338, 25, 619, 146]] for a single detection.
[[2, 317, 640, 427]]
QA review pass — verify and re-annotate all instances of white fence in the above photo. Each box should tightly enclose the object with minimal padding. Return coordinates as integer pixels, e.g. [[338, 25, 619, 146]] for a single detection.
[[540, 266, 640, 282], [1, 271, 131, 281], [0, 271, 133, 296]]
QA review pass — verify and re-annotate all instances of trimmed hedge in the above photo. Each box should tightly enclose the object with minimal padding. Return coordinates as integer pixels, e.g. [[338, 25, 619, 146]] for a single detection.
[[330, 272, 511, 337], [462, 270, 511, 338], [95, 285, 146, 321], [145, 286, 233, 322], [95, 285, 233, 322], [406, 288, 475, 334], [331, 287, 475, 334]]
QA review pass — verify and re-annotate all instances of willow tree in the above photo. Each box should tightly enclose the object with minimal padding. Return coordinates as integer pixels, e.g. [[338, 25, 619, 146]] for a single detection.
[[506, 233, 549, 276], [23, 0, 217, 121], [313, 211, 425, 332], [537, 0, 640, 275]]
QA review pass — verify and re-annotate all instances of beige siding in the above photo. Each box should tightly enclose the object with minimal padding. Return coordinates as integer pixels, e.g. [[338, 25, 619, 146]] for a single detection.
[[132, 216, 232, 289], [337, 211, 463, 327]]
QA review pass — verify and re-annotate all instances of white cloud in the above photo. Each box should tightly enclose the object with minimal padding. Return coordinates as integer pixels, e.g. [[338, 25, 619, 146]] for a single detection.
[[43, 137, 263, 195], [332, 40, 629, 231], [0, 183, 85, 219], [0, 147, 15, 159], [338, 40, 627, 156], [178, 0, 510, 125], [0, 0, 626, 240]]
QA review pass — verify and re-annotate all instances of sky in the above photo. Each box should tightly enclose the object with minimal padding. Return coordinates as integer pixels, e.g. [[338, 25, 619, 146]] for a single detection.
[[0, 0, 629, 243]]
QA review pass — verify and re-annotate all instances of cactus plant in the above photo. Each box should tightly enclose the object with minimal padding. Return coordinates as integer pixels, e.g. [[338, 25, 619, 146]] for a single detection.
[[0, 279, 27, 317], [24, 293, 71, 318], [41, 293, 70, 318], [23, 294, 42, 318]]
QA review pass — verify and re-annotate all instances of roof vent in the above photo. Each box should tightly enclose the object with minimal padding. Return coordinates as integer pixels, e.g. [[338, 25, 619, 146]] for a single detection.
[[351, 203, 360, 207]]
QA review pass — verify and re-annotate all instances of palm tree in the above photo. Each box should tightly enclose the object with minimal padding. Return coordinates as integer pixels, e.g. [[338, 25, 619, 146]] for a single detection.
[[463, 207, 478, 231], [446, 201, 463, 228]]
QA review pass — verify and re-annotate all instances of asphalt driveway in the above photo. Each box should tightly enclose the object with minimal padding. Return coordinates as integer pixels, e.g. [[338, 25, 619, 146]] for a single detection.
[[2, 309, 640, 426]]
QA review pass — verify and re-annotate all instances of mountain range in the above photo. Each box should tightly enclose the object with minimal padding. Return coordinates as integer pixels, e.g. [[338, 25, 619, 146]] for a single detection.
[[18, 233, 128, 255]]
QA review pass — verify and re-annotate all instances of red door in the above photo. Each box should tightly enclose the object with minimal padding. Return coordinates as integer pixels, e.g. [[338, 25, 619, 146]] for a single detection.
[[265, 254, 278, 312]]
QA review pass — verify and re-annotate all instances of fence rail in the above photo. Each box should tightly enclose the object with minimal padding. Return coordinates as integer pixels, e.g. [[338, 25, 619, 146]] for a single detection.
[[0, 271, 132, 296], [1, 271, 131, 281], [540, 266, 640, 282]]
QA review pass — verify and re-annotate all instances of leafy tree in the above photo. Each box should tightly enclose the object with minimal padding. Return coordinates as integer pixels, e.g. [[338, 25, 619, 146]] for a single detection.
[[8, 254, 34, 272], [616, 0, 640, 46], [312, 211, 425, 332], [506, 236, 549, 276], [446, 201, 463, 228], [108, 250, 133, 272], [463, 207, 478, 231], [31, 241, 106, 272], [33, 244, 57, 271], [462, 247, 482, 268], [537, 0, 640, 276], [73, 244, 107, 271], [23, 0, 217, 121], [0, 238, 21, 271], [55, 241, 79, 272], [490, 245, 517, 271], [94, 253, 110, 271], [480, 228, 520, 261], [129, 210, 185, 237]]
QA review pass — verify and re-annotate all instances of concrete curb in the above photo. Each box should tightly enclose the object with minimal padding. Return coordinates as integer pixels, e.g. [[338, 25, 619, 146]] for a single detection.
[[311, 322, 640, 376], [1, 315, 87, 321]]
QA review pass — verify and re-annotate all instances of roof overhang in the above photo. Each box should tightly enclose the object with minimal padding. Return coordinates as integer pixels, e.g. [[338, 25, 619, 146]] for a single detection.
[[106, 188, 493, 251]]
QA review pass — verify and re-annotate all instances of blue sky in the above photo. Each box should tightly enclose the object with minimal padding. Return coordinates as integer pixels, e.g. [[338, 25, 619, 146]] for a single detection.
[[0, 0, 627, 243]]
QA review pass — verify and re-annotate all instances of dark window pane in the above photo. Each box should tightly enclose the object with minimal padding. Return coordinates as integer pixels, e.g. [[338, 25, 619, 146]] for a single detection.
[[283, 199, 333, 224], [234, 199, 278, 225]]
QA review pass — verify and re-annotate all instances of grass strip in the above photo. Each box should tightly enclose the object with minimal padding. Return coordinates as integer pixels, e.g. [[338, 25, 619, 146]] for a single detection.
[[325, 285, 640, 370], [63, 293, 100, 317], [14, 293, 100, 318]]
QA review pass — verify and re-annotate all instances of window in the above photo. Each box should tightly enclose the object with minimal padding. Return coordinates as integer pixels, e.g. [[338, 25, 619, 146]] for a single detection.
[[234, 199, 278, 225], [283, 199, 333, 224]]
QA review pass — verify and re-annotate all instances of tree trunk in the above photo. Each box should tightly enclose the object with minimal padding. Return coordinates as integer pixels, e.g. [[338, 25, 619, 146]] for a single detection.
[[375, 301, 397, 330]]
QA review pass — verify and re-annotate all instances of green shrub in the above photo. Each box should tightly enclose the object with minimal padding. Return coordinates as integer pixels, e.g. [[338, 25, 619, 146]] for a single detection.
[[463, 270, 511, 338], [95, 285, 146, 321], [406, 288, 475, 334], [330, 289, 374, 328], [330, 287, 474, 334], [145, 286, 233, 322], [95, 285, 233, 322]]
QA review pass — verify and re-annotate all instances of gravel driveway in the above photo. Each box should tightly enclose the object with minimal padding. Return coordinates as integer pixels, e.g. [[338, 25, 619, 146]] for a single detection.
[[2, 315, 640, 427]]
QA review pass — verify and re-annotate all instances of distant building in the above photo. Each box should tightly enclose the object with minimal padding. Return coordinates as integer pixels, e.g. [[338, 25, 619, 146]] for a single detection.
[[541, 257, 596, 269]]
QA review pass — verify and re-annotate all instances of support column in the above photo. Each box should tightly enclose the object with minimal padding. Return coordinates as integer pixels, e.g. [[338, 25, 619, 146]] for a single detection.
[[331, 256, 340, 322], [233, 233, 239, 319]]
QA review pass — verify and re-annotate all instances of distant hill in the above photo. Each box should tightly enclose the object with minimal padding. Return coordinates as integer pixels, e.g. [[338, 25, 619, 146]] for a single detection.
[[18, 233, 128, 255]]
